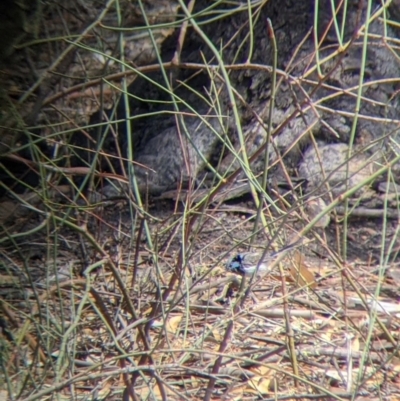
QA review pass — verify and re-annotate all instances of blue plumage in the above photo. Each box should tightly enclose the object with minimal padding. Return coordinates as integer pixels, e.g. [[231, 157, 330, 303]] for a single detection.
[[226, 252, 276, 275], [226, 242, 300, 276]]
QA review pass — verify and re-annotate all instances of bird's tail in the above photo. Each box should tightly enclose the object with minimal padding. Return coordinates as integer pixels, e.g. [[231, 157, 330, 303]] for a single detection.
[[271, 237, 304, 257]]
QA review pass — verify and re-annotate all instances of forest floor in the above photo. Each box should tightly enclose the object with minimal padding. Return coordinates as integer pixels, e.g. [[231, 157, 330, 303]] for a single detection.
[[1, 193, 400, 401]]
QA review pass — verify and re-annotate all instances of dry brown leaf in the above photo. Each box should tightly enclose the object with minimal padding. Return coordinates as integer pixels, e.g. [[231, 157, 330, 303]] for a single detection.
[[248, 376, 271, 394], [165, 315, 182, 334], [212, 326, 223, 342], [391, 357, 400, 373], [288, 252, 317, 289], [325, 369, 344, 384], [247, 366, 275, 394], [94, 381, 112, 400], [351, 335, 360, 352], [320, 327, 335, 342]]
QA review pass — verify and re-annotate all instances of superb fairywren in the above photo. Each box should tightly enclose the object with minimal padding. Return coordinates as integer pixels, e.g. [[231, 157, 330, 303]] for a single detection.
[[226, 241, 301, 276]]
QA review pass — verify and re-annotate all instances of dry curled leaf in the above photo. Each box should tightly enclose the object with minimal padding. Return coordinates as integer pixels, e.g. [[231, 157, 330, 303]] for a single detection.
[[247, 366, 276, 394], [165, 315, 182, 334], [288, 252, 317, 289]]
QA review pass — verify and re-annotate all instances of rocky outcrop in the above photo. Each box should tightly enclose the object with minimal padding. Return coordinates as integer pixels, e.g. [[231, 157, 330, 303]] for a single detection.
[[1, 0, 399, 215], [90, 0, 400, 202]]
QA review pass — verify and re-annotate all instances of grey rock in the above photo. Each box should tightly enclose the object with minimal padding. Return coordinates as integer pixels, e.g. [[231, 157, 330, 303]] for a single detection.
[[93, 0, 400, 201], [304, 197, 331, 228], [299, 142, 378, 199]]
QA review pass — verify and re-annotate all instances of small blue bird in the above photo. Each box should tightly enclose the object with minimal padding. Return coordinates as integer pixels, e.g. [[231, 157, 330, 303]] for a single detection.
[[226, 242, 301, 276]]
